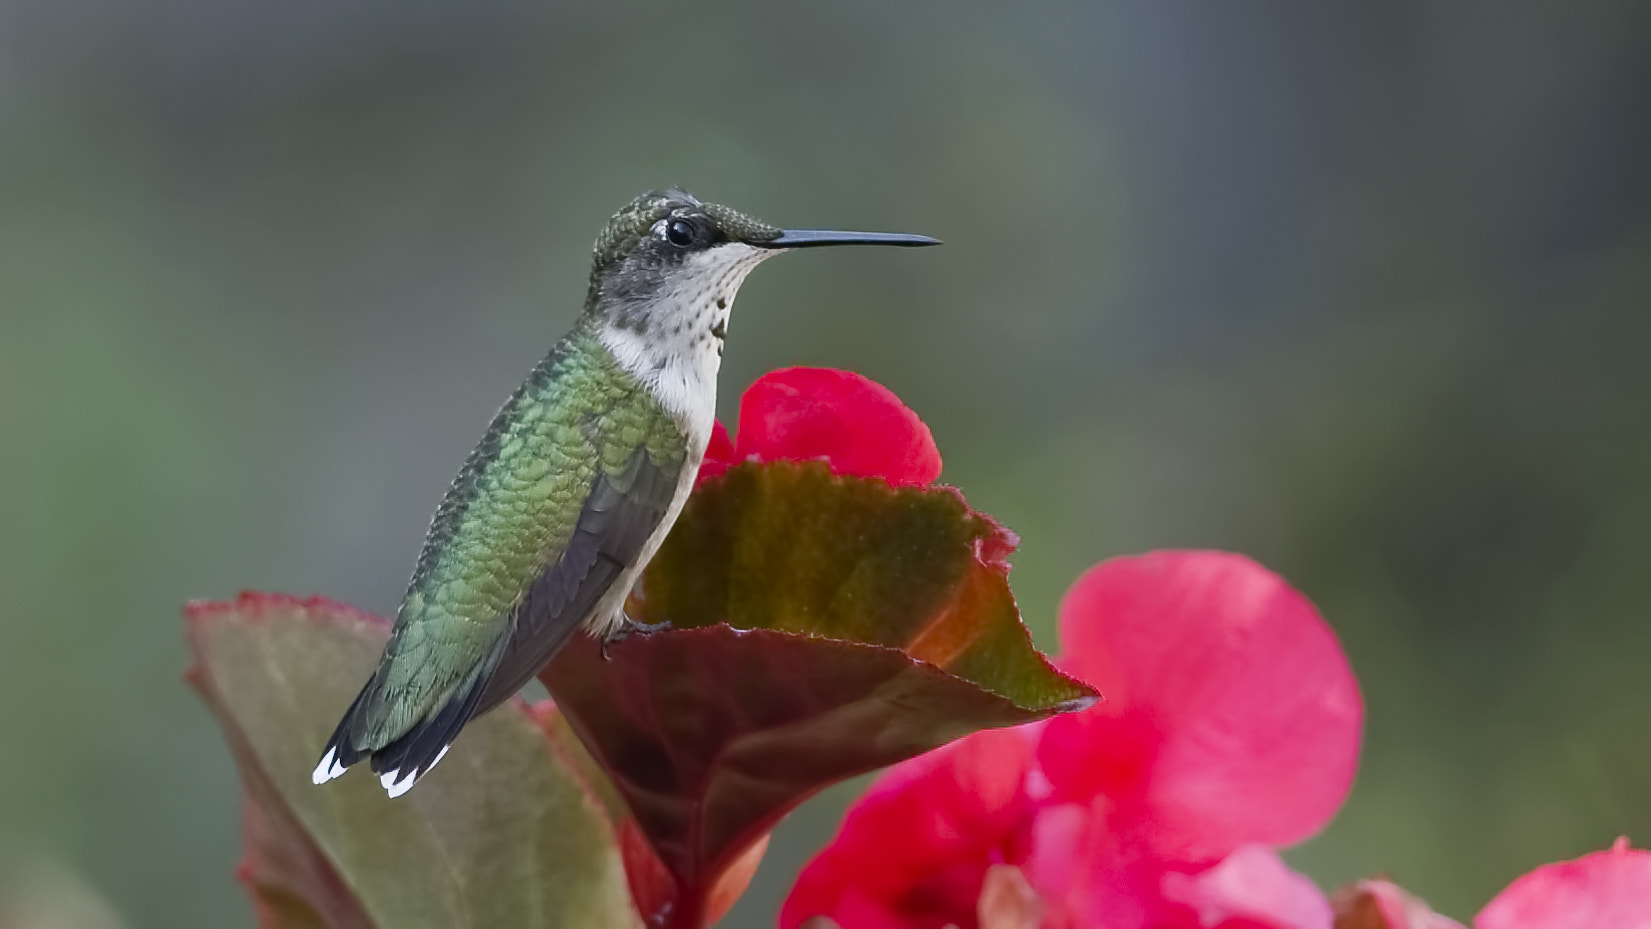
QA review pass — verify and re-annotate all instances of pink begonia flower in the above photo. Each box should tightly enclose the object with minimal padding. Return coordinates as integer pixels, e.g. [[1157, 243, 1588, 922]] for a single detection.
[[1475, 837, 1651, 929], [783, 551, 1364, 929], [696, 366, 942, 487], [1045, 553, 1363, 863]]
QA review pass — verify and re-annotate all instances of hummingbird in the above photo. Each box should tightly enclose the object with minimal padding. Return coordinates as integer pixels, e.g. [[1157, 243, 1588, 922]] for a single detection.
[[312, 189, 938, 797]]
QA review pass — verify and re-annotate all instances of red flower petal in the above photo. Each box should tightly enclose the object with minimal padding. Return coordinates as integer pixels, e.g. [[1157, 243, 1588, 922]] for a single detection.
[[734, 367, 942, 486], [781, 725, 1039, 929], [696, 419, 736, 486], [1158, 845, 1332, 929], [1046, 551, 1362, 864], [1475, 838, 1651, 929]]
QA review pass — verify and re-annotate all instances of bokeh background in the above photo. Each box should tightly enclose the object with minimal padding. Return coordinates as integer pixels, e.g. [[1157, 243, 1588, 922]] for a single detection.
[[3, 3, 1649, 926]]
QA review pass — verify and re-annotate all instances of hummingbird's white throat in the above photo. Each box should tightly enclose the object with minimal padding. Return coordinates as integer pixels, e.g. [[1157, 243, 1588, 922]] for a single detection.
[[596, 242, 776, 451]]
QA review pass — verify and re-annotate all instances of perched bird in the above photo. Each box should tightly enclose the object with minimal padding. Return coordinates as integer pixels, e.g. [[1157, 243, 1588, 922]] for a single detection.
[[312, 189, 938, 797]]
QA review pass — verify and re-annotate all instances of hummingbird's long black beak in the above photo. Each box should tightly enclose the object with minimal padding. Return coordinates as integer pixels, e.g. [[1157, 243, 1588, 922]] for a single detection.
[[758, 229, 941, 248]]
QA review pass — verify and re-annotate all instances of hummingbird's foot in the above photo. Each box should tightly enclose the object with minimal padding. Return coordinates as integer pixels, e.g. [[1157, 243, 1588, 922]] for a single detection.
[[600, 614, 674, 660]]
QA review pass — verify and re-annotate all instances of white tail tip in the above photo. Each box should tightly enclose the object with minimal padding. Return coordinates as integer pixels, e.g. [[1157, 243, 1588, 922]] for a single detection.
[[377, 744, 450, 799], [311, 748, 347, 786], [380, 768, 416, 798]]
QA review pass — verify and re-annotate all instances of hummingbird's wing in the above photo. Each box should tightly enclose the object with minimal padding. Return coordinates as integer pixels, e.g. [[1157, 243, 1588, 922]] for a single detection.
[[473, 445, 680, 710], [360, 445, 682, 792]]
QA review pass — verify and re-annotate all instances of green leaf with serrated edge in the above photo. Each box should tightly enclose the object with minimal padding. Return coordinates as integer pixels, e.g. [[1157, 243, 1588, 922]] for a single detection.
[[186, 594, 640, 929], [542, 462, 1095, 927]]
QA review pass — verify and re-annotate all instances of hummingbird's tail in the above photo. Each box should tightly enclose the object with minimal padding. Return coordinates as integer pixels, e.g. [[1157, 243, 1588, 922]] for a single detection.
[[311, 644, 504, 798]]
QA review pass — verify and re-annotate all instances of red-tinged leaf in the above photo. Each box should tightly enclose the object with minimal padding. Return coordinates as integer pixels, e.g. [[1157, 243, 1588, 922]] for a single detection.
[[705, 833, 769, 925], [543, 461, 1095, 928], [618, 818, 677, 926], [232, 767, 373, 929], [185, 593, 639, 929], [186, 599, 374, 929]]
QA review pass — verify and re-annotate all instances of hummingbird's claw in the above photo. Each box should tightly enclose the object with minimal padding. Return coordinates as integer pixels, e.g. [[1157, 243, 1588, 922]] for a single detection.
[[601, 613, 674, 660]]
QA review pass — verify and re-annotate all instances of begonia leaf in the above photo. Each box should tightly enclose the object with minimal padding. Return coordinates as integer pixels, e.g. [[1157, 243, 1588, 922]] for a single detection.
[[543, 461, 1094, 927], [230, 764, 373, 929], [186, 594, 639, 929]]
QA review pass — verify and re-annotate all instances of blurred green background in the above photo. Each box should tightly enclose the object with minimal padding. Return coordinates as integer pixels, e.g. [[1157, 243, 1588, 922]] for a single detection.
[[3, 2, 1649, 926]]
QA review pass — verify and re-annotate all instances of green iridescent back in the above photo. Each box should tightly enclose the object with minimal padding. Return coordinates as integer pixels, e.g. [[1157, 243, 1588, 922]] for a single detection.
[[372, 317, 687, 730]]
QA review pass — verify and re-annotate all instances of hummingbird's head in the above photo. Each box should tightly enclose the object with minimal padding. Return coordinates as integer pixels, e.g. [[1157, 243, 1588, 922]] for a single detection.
[[584, 188, 939, 323], [584, 189, 938, 442], [585, 189, 778, 312]]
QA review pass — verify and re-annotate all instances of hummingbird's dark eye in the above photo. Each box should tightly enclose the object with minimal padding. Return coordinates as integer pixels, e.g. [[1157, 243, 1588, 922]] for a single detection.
[[665, 219, 697, 247]]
